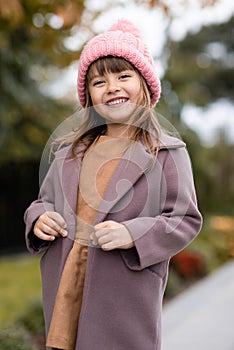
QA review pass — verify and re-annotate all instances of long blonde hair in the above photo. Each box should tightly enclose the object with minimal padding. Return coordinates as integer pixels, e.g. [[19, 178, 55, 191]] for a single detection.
[[57, 56, 161, 160]]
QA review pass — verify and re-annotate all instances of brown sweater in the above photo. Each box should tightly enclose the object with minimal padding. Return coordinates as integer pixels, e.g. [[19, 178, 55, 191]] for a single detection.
[[46, 136, 131, 350]]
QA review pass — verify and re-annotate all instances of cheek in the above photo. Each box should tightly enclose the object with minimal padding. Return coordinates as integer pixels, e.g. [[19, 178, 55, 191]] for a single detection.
[[89, 93, 97, 105], [132, 85, 143, 103], [130, 78, 142, 98], [88, 88, 102, 105]]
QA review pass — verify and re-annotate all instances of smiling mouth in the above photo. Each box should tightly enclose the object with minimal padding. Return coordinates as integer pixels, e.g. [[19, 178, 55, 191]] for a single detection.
[[105, 98, 129, 106]]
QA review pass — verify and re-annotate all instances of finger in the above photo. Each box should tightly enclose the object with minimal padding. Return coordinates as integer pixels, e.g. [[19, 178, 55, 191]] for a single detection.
[[42, 215, 67, 237], [47, 211, 67, 229], [34, 227, 55, 241], [98, 234, 111, 246], [101, 241, 116, 251], [91, 229, 109, 246], [94, 228, 110, 239], [35, 221, 61, 237], [91, 232, 101, 246], [94, 221, 113, 230], [90, 231, 97, 245]]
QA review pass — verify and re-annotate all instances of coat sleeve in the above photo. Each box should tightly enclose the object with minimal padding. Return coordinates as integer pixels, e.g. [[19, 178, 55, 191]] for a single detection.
[[24, 158, 59, 255], [121, 146, 203, 270]]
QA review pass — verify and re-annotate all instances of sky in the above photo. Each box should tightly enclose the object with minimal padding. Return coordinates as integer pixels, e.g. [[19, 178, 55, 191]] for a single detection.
[[42, 0, 234, 145]]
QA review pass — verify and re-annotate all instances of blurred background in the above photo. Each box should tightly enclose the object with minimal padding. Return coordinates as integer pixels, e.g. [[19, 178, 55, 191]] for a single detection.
[[0, 0, 233, 349]]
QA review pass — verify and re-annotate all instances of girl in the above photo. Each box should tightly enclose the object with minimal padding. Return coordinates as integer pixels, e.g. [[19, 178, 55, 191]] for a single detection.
[[24, 20, 202, 350]]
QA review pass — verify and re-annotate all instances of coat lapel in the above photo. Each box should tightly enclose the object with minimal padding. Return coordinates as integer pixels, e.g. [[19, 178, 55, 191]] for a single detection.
[[94, 142, 153, 224], [60, 146, 83, 214]]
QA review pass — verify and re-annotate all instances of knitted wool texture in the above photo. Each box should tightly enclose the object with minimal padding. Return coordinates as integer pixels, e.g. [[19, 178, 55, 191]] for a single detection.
[[77, 20, 161, 107]]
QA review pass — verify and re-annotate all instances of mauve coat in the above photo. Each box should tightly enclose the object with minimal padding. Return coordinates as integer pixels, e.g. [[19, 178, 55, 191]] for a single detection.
[[24, 134, 202, 350]]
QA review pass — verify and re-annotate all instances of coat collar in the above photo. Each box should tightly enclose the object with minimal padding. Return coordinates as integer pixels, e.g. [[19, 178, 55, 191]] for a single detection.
[[158, 132, 186, 150]]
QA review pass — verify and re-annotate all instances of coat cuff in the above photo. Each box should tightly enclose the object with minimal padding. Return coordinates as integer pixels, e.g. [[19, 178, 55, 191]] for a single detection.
[[24, 202, 53, 254], [120, 219, 154, 271]]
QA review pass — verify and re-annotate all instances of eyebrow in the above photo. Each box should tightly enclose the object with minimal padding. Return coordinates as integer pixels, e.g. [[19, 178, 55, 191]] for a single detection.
[[90, 74, 103, 80]]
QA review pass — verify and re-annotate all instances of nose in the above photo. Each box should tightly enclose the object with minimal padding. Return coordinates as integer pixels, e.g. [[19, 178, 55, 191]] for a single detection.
[[106, 78, 121, 94]]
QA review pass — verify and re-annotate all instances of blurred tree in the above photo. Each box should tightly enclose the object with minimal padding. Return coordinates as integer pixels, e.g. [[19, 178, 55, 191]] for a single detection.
[[161, 15, 234, 119], [160, 15, 234, 215], [0, 0, 86, 162], [182, 129, 234, 215], [207, 131, 234, 214]]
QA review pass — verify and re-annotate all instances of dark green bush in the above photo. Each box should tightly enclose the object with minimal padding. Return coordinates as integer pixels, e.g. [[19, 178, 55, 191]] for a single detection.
[[0, 327, 37, 350], [16, 299, 45, 335]]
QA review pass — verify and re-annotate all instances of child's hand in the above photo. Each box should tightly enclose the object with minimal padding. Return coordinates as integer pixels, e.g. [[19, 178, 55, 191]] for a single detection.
[[91, 220, 134, 251], [34, 211, 68, 242]]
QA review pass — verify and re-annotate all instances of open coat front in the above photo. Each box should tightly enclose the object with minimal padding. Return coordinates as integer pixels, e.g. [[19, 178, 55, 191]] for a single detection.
[[24, 134, 202, 350]]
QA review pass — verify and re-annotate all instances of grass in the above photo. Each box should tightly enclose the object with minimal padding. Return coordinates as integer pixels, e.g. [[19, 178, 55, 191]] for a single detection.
[[0, 254, 41, 329]]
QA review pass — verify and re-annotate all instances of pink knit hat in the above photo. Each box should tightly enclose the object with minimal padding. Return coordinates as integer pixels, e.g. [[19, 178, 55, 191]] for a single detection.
[[77, 19, 161, 107]]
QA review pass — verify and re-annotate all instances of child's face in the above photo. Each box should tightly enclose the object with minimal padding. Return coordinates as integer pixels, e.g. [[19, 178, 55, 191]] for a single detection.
[[87, 68, 143, 124]]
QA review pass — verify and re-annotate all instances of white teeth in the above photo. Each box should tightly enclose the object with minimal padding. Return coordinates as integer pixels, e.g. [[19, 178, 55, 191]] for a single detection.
[[107, 98, 127, 106]]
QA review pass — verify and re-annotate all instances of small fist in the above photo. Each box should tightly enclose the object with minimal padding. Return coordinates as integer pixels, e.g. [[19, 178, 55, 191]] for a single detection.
[[91, 220, 134, 251]]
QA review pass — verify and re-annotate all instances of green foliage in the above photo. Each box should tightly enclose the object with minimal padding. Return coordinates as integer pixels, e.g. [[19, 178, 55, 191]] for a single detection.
[[0, 255, 45, 349], [0, 255, 41, 328], [0, 0, 86, 163], [185, 132, 234, 216], [0, 327, 37, 350], [16, 299, 45, 335]]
